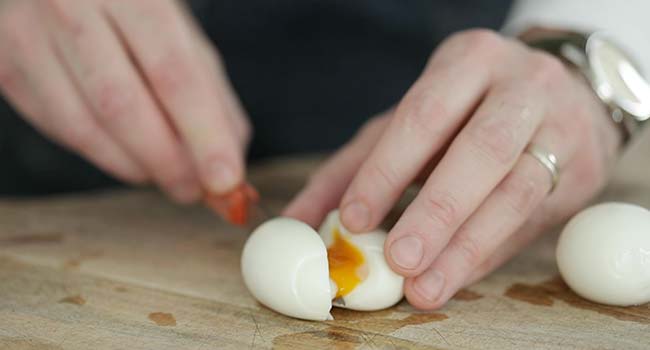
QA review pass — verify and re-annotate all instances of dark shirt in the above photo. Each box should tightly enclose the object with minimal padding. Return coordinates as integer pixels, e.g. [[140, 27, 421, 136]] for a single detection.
[[0, 0, 511, 195]]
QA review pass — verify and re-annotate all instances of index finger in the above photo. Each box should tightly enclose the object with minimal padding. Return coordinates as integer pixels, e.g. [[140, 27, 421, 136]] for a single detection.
[[386, 82, 544, 277], [104, 0, 245, 194], [338, 30, 503, 233]]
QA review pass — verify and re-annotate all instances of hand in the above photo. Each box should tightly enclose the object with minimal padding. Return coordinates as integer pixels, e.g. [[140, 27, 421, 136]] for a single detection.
[[0, 0, 250, 202], [285, 29, 622, 309]]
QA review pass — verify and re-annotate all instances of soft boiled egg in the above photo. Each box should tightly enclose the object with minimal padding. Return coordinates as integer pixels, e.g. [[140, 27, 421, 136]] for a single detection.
[[557, 202, 650, 306], [240, 210, 404, 321], [319, 211, 405, 311]]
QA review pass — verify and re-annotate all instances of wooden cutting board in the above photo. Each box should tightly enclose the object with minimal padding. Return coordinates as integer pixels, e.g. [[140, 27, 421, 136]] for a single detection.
[[2, 135, 650, 349]]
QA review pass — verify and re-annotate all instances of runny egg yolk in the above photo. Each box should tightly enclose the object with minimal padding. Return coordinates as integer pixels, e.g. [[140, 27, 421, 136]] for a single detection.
[[327, 228, 365, 298]]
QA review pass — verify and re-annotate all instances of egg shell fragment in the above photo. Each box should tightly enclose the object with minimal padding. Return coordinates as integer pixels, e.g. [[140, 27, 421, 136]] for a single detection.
[[319, 210, 405, 311], [241, 217, 333, 321], [557, 202, 650, 306]]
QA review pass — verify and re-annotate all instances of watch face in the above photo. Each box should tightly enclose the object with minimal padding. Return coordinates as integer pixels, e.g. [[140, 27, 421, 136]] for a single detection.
[[587, 34, 650, 120]]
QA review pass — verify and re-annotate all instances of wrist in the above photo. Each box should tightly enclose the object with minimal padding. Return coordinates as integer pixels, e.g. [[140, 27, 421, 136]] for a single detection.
[[519, 27, 624, 156], [519, 28, 650, 150]]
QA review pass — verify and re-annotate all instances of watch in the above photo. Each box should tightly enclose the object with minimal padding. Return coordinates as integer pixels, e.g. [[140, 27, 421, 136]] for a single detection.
[[526, 31, 650, 144]]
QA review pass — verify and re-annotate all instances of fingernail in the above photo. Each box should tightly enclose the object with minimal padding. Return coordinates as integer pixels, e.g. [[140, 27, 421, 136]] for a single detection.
[[389, 235, 423, 270], [414, 269, 445, 303], [208, 160, 238, 194], [341, 200, 370, 231], [170, 179, 201, 204]]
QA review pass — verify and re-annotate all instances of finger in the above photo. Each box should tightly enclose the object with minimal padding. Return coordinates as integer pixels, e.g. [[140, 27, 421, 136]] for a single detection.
[[464, 223, 545, 288], [385, 83, 544, 277], [405, 127, 570, 309], [0, 3, 37, 115], [104, 0, 246, 194], [0, 12, 147, 184], [0, 4, 47, 120], [0, 57, 39, 120], [172, 0, 251, 148], [463, 139, 611, 286], [45, 1, 201, 203], [338, 31, 507, 233], [198, 42, 252, 149], [283, 115, 390, 227]]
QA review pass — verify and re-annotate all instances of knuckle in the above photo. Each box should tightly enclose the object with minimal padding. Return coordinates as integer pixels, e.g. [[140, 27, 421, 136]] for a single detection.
[[468, 115, 520, 166], [422, 189, 460, 230], [527, 52, 568, 85], [462, 28, 502, 46], [363, 161, 401, 196], [148, 53, 195, 97], [450, 28, 505, 55], [91, 80, 135, 122], [397, 89, 448, 138], [434, 29, 506, 75], [449, 233, 482, 267], [448, 28, 499, 46]]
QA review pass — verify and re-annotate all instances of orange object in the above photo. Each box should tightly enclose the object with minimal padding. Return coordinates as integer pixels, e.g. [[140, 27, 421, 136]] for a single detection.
[[204, 182, 260, 226], [327, 228, 366, 298]]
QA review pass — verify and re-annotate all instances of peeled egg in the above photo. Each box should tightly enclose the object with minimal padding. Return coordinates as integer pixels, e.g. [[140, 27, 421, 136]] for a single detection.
[[319, 210, 404, 311], [240, 218, 333, 320], [240, 211, 404, 321], [557, 202, 650, 306]]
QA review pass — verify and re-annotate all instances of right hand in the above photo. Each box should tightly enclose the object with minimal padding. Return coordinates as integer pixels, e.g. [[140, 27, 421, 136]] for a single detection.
[[0, 0, 251, 203]]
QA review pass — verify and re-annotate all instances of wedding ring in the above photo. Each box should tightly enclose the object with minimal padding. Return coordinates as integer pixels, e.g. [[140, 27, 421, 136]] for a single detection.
[[525, 143, 559, 194]]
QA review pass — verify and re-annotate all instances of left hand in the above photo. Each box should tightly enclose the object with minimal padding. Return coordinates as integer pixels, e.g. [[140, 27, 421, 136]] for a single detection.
[[284, 29, 622, 310]]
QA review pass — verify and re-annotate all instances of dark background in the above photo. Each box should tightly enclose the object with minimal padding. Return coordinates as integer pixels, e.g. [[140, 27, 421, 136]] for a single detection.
[[0, 0, 511, 195]]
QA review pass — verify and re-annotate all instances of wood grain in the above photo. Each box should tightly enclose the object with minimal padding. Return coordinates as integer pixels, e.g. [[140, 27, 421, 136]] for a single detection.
[[2, 140, 650, 350]]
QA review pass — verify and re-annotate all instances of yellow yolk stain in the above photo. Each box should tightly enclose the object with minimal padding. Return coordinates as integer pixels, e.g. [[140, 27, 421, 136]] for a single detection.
[[327, 228, 365, 298]]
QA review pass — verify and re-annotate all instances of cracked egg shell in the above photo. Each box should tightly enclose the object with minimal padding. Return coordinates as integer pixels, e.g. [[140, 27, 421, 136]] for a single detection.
[[319, 210, 404, 311], [241, 211, 405, 321], [241, 217, 333, 321]]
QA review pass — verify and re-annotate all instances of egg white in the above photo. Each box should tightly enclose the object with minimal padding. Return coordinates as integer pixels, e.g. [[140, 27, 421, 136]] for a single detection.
[[557, 202, 650, 306], [241, 217, 333, 321], [240, 211, 405, 321], [319, 210, 404, 311]]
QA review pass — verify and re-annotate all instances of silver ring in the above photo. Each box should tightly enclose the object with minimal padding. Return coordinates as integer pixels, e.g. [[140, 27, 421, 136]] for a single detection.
[[525, 143, 559, 194]]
